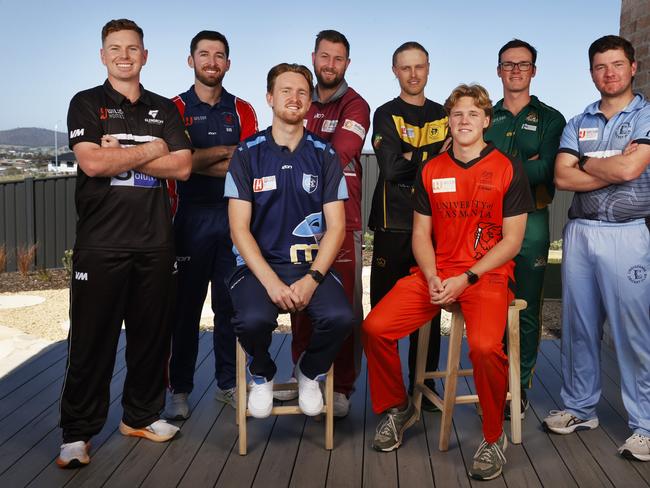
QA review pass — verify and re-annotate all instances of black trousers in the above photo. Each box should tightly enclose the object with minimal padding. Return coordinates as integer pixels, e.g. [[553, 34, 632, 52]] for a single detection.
[[370, 229, 441, 389], [229, 264, 353, 381], [60, 247, 175, 443]]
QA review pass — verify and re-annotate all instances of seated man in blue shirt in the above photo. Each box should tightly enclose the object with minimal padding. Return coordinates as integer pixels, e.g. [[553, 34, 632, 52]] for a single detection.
[[224, 63, 353, 417]]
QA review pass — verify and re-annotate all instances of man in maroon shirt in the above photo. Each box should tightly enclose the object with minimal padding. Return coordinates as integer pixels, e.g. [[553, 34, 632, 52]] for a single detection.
[[275, 30, 370, 417]]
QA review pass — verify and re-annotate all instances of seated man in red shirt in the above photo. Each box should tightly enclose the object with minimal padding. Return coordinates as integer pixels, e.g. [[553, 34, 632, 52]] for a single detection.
[[363, 84, 533, 481]]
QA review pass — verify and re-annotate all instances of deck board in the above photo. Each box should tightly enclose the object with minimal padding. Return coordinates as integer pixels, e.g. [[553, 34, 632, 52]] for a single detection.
[[0, 332, 646, 487]]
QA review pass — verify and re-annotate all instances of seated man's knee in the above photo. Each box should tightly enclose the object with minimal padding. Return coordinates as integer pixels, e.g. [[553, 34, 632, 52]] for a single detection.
[[362, 310, 388, 339], [233, 309, 275, 337], [468, 337, 504, 364]]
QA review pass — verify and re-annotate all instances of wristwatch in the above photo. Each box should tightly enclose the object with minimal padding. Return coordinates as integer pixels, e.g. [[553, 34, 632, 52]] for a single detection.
[[578, 155, 590, 172], [464, 270, 479, 285], [307, 269, 325, 284]]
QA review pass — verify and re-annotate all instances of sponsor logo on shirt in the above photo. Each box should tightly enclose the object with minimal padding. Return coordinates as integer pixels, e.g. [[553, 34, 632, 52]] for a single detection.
[[281, 164, 293, 170], [432, 177, 456, 193], [579, 128, 599, 141], [74, 271, 88, 281], [522, 123, 537, 132], [99, 108, 125, 120], [253, 175, 277, 192], [322, 119, 338, 133], [111, 171, 161, 188], [342, 119, 367, 139], [312, 113, 325, 119], [70, 128, 84, 138], [145, 115, 164, 125], [148, 110, 159, 119], [302, 173, 318, 193]]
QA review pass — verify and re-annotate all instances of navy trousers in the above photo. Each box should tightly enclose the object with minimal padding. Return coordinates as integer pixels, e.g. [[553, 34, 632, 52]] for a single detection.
[[229, 264, 353, 381], [169, 203, 237, 392]]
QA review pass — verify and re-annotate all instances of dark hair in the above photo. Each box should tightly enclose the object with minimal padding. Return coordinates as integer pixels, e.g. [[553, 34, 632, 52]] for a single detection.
[[266, 63, 314, 96], [101, 19, 144, 44], [444, 84, 493, 133], [498, 39, 537, 65], [190, 30, 229, 57], [392, 41, 429, 66], [314, 30, 350, 57], [588, 35, 635, 70]]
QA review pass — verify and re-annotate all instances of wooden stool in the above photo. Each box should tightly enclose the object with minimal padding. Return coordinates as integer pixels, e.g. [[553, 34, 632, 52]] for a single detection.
[[412, 299, 527, 451], [235, 338, 334, 455]]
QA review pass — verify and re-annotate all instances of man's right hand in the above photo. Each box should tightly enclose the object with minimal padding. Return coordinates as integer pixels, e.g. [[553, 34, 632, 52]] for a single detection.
[[265, 278, 300, 312], [427, 274, 444, 304]]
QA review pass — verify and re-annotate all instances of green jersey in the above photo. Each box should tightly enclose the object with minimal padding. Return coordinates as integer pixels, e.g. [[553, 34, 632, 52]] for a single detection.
[[485, 96, 565, 208]]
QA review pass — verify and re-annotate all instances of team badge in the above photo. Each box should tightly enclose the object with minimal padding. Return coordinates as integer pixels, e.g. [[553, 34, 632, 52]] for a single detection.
[[525, 111, 538, 123], [616, 122, 632, 138], [223, 112, 235, 126], [627, 265, 647, 283], [373, 134, 383, 149], [302, 173, 318, 193]]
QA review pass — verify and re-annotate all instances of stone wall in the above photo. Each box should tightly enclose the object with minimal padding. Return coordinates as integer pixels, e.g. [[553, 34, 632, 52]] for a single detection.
[[620, 0, 650, 97]]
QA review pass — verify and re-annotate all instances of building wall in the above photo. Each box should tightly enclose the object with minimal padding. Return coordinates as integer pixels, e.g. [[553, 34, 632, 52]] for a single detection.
[[621, 0, 650, 97]]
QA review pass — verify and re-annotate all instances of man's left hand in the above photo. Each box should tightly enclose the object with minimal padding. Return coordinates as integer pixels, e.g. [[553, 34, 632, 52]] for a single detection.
[[431, 274, 468, 306], [289, 275, 319, 311]]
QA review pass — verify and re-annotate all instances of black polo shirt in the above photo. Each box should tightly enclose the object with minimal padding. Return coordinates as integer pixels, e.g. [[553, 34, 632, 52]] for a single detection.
[[67, 79, 191, 251]]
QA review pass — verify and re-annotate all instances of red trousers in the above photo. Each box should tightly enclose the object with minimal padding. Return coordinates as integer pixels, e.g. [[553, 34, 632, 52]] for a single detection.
[[291, 230, 363, 395], [362, 268, 512, 443]]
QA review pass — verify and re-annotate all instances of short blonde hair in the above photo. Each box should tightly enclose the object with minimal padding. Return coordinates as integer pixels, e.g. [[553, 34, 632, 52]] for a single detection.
[[266, 63, 314, 96], [444, 83, 493, 121]]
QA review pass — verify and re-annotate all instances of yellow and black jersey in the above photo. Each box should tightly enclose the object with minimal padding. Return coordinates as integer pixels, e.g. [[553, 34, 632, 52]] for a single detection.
[[368, 97, 448, 232]]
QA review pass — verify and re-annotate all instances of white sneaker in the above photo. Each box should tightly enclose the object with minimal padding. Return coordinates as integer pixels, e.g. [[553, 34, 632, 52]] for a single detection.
[[119, 419, 180, 442], [542, 410, 599, 434], [333, 392, 350, 418], [56, 441, 90, 469], [248, 377, 274, 418], [296, 364, 324, 416], [619, 433, 650, 461], [164, 392, 189, 420], [273, 377, 298, 401]]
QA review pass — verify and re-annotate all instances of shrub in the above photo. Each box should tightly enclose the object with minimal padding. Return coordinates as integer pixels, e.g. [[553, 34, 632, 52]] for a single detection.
[[0, 245, 6, 272], [17, 244, 37, 276], [549, 239, 563, 251], [62, 249, 74, 277], [363, 231, 374, 251]]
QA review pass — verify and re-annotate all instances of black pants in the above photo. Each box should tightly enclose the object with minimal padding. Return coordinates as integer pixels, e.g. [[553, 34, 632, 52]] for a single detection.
[[229, 264, 353, 381], [60, 247, 175, 443], [370, 230, 441, 389]]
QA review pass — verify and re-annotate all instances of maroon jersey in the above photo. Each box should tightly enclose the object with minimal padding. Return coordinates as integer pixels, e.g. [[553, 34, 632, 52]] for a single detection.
[[305, 82, 370, 231]]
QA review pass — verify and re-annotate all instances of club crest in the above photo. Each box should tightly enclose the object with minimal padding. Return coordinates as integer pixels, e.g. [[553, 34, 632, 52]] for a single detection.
[[302, 173, 318, 193]]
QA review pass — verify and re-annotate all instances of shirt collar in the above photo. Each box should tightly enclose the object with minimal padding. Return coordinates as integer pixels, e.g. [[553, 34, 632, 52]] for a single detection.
[[493, 95, 541, 115], [184, 85, 233, 108], [586, 92, 646, 115], [102, 79, 151, 106], [313, 80, 348, 103]]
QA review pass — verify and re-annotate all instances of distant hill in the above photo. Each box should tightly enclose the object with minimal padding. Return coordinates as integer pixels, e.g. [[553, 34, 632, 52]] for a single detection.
[[0, 127, 68, 148]]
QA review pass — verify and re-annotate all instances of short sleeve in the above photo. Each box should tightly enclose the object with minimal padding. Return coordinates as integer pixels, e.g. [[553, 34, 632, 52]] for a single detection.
[[503, 158, 535, 217], [67, 92, 103, 148], [322, 145, 348, 203], [412, 166, 432, 216], [631, 105, 650, 145], [162, 99, 192, 152], [557, 114, 581, 158], [224, 144, 252, 201]]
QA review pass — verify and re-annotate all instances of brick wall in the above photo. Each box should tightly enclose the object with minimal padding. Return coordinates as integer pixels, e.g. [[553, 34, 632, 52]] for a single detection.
[[620, 0, 650, 97]]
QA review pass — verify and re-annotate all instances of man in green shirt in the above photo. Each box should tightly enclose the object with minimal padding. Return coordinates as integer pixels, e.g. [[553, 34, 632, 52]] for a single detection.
[[485, 39, 565, 414]]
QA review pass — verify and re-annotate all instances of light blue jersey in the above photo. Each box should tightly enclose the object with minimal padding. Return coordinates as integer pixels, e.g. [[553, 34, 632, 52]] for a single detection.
[[559, 93, 650, 221]]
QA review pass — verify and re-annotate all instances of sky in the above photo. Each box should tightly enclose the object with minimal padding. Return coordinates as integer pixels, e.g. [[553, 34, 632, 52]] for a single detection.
[[0, 0, 622, 145]]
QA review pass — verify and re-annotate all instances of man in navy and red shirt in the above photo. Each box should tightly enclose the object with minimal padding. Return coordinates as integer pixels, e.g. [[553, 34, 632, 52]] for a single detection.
[[165, 31, 258, 420], [225, 63, 353, 418], [278, 30, 370, 417]]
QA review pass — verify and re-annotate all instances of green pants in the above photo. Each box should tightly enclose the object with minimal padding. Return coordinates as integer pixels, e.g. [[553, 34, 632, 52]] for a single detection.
[[514, 208, 550, 390]]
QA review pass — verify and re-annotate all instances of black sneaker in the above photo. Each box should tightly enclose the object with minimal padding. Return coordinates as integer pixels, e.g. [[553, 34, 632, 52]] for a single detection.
[[505, 390, 528, 420]]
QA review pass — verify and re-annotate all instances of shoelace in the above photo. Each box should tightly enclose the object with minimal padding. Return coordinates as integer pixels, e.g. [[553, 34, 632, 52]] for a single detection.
[[376, 413, 398, 441], [476, 439, 507, 465], [547, 409, 568, 417], [629, 434, 649, 446]]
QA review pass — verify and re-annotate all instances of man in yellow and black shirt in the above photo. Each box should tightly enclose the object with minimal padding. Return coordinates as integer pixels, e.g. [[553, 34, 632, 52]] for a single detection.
[[368, 41, 448, 404]]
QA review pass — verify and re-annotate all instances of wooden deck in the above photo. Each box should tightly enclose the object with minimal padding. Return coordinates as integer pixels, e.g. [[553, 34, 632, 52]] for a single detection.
[[0, 331, 648, 488]]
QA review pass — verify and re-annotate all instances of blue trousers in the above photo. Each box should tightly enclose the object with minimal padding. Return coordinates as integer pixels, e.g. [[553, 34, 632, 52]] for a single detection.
[[229, 264, 353, 381], [169, 203, 237, 392], [561, 218, 650, 436]]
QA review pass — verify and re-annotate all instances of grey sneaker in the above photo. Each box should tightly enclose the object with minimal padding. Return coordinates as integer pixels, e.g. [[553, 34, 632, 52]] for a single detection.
[[542, 410, 599, 434], [215, 387, 237, 409], [333, 392, 350, 418], [469, 432, 508, 480], [273, 377, 298, 401], [164, 392, 189, 420], [372, 399, 417, 452], [618, 433, 650, 461]]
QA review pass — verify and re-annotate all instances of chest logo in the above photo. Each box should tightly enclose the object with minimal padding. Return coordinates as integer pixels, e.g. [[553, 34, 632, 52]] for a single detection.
[[302, 173, 318, 194], [579, 128, 599, 141], [525, 111, 538, 123], [616, 122, 632, 138], [223, 112, 235, 126], [522, 123, 537, 131], [432, 177, 456, 194], [322, 119, 338, 133], [253, 176, 277, 192], [148, 110, 159, 119]]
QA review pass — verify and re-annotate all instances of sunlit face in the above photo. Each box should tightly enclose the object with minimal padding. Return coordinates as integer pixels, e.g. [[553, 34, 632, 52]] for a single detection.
[[266, 72, 312, 125], [497, 47, 536, 94], [392, 49, 429, 98], [448, 96, 490, 147], [101, 29, 147, 83], [189, 39, 230, 88], [590, 48, 636, 98], [312, 39, 350, 89]]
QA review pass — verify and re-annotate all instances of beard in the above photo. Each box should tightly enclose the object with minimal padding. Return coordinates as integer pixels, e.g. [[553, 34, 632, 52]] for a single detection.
[[315, 68, 344, 90], [194, 66, 225, 88]]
